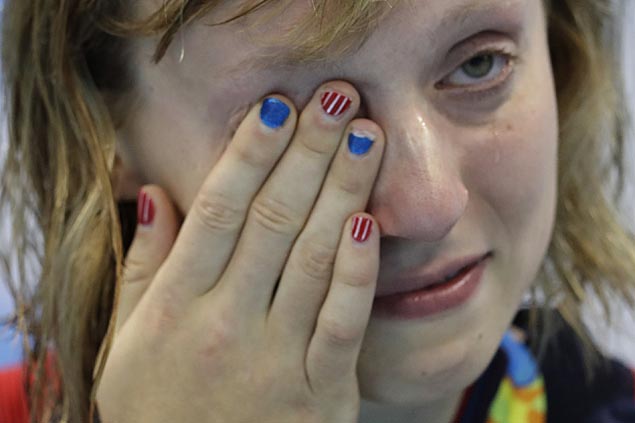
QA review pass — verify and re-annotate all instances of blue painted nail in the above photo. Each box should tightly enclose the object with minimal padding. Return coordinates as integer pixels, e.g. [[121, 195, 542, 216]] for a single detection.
[[260, 98, 291, 129], [348, 132, 375, 156]]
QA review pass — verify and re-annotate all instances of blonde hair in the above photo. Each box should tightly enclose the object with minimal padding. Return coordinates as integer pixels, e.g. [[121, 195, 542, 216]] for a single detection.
[[1, 0, 634, 421]]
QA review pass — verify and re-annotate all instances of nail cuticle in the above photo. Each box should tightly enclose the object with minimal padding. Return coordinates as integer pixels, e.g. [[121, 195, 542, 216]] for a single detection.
[[137, 190, 155, 227], [321, 90, 353, 119], [352, 216, 373, 243], [348, 131, 375, 156], [260, 98, 291, 129]]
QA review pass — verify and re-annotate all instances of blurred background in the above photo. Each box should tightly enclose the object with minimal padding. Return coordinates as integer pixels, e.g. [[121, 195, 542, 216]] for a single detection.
[[0, 2, 634, 370]]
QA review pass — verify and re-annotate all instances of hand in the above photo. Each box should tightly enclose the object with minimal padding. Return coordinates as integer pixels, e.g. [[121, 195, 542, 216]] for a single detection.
[[96, 82, 385, 423]]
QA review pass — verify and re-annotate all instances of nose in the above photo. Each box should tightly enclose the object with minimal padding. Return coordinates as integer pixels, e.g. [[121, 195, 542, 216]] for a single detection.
[[366, 103, 469, 241]]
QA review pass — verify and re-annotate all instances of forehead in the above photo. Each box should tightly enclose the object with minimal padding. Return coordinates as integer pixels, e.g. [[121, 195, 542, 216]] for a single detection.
[[204, 0, 527, 71], [133, 0, 531, 95]]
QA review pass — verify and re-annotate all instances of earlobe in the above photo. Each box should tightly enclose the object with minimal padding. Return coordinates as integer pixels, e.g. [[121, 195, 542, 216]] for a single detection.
[[112, 152, 144, 202]]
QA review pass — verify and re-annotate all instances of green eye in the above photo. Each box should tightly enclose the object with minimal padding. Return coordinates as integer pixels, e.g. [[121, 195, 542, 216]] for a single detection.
[[461, 54, 495, 78], [439, 50, 513, 90]]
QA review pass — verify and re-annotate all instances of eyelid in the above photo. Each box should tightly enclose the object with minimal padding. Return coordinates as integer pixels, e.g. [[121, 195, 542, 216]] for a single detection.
[[444, 30, 518, 64], [435, 48, 517, 92], [435, 32, 518, 81]]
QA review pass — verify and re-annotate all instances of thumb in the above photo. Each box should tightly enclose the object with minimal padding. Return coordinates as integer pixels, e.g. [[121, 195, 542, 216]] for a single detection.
[[115, 185, 180, 333]]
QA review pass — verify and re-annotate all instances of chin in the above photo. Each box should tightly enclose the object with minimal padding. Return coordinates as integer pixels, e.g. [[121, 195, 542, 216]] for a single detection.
[[356, 268, 520, 405], [357, 329, 501, 405]]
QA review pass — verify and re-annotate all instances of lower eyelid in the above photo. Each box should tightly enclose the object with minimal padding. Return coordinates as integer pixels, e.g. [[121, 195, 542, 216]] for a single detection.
[[443, 65, 516, 104]]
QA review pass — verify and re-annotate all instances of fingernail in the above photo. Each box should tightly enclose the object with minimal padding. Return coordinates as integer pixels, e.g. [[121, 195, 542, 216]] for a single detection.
[[321, 91, 352, 118], [260, 98, 291, 129], [137, 189, 155, 226], [352, 216, 373, 243], [348, 131, 375, 156]]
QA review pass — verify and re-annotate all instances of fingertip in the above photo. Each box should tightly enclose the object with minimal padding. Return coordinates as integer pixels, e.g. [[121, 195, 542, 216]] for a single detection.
[[118, 186, 180, 331], [259, 95, 298, 131], [136, 187, 156, 228], [350, 213, 377, 245], [134, 185, 180, 241]]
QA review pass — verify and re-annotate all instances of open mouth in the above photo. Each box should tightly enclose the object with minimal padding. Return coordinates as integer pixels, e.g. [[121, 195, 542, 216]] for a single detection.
[[372, 252, 493, 319], [418, 252, 492, 292]]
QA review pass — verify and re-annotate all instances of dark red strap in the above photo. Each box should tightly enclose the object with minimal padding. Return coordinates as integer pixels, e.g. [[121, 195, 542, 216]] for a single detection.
[[0, 352, 63, 423], [451, 385, 474, 423], [0, 365, 29, 423]]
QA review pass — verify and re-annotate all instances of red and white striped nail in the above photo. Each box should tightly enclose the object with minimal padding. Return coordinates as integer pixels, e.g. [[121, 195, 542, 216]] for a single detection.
[[352, 216, 373, 243], [137, 189, 156, 226], [321, 91, 352, 118]]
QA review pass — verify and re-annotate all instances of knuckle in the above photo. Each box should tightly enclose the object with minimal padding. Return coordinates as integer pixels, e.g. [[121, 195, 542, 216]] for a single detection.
[[298, 135, 335, 158], [144, 285, 183, 337], [294, 241, 337, 282], [196, 307, 238, 370], [199, 320, 234, 358], [249, 196, 303, 236], [193, 191, 245, 233], [232, 136, 275, 168], [334, 174, 364, 196], [122, 255, 153, 285], [337, 270, 375, 288], [318, 316, 359, 350], [308, 108, 342, 132]]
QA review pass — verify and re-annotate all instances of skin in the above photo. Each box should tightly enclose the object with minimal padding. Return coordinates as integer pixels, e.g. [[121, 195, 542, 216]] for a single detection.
[[108, 0, 558, 421]]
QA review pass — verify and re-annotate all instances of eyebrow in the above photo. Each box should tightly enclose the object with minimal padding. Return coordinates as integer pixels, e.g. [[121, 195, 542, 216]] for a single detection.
[[437, 0, 524, 31], [227, 0, 524, 73]]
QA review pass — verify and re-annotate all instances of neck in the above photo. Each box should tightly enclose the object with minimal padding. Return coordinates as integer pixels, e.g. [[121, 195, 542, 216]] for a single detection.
[[359, 391, 464, 423]]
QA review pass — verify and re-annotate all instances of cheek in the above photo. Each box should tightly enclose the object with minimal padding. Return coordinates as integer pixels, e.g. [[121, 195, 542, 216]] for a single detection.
[[462, 85, 559, 298], [123, 94, 233, 215], [123, 39, 263, 216], [464, 95, 558, 237], [123, 73, 256, 215]]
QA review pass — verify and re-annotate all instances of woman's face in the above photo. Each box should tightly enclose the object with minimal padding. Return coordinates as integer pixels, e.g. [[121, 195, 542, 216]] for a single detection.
[[118, 0, 557, 407]]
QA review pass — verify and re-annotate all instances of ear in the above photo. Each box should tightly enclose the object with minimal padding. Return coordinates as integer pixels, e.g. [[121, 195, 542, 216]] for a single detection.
[[112, 151, 144, 202]]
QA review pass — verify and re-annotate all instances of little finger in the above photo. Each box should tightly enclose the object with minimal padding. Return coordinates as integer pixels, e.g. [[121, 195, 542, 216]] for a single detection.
[[305, 214, 379, 393]]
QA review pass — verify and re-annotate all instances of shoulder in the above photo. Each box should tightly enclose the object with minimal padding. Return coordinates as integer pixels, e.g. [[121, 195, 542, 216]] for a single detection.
[[516, 310, 635, 423]]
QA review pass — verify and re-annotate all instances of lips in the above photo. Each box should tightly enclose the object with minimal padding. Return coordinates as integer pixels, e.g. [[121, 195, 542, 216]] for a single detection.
[[375, 252, 493, 298]]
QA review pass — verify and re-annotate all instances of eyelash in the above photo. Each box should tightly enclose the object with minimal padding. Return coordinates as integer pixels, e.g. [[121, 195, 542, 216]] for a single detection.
[[435, 48, 517, 95]]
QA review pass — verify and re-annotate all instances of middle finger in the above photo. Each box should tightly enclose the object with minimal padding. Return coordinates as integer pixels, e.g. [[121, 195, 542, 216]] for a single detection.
[[212, 82, 359, 310]]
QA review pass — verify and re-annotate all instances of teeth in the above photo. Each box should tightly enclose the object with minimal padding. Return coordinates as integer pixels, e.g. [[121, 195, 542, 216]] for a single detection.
[[442, 265, 470, 282], [439, 254, 490, 284], [432, 254, 491, 287], [444, 270, 461, 281]]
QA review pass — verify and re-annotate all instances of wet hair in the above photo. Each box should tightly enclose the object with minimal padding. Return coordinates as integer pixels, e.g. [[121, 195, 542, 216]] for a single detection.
[[1, 0, 634, 421]]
